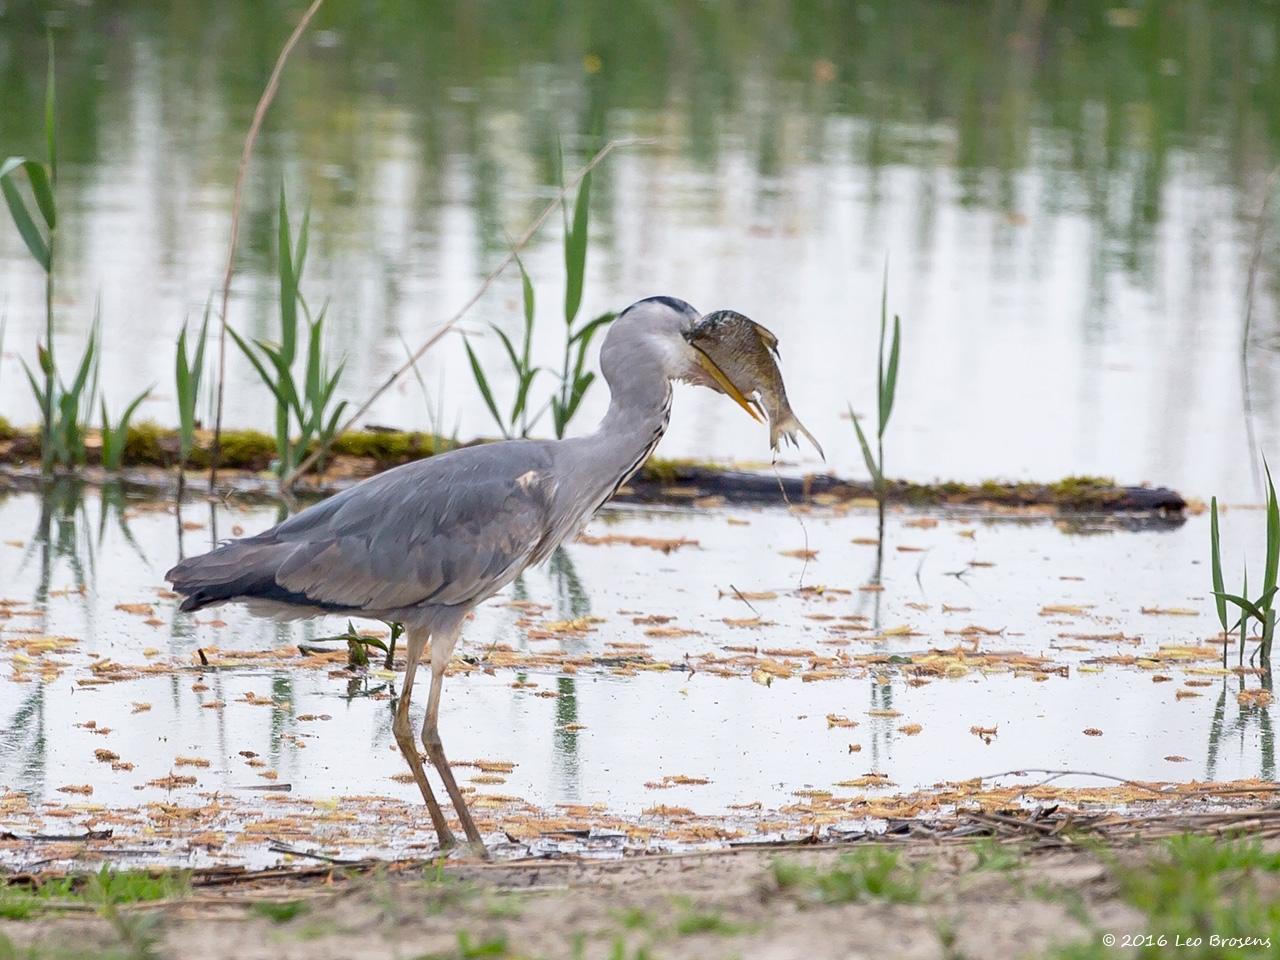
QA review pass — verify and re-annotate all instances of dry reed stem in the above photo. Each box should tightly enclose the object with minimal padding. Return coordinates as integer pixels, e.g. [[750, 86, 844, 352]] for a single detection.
[[279, 136, 652, 490], [210, 0, 326, 486]]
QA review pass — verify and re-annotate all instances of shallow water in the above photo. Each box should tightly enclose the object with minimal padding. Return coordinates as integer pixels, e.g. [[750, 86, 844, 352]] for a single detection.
[[3, 2, 1280, 499], [0, 483, 1273, 867]]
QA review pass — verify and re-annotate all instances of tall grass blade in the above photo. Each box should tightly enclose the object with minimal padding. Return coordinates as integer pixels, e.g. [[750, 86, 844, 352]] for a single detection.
[[293, 204, 311, 288], [305, 317, 324, 417], [277, 188, 298, 365], [1215, 587, 1278, 624], [100, 388, 151, 471], [0, 157, 55, 228], [563, 170, 591, 325], [176, 303, 210, 463], [228, 327, 289, 410], [0, 163, 51, 269], [517, 250, 535, 334], [255, 340, 304, 419], [44, 34, 56, 179], [464, 338, 507, 439], [879, 314, 901, 438], [20, 360, 46, 420], [1210, 497, 1227, 633], [567, 312, 614, 348], [1263, 459, 1279, 610], [1242, 565, 1250, 666], [849, 404, 881, 486]]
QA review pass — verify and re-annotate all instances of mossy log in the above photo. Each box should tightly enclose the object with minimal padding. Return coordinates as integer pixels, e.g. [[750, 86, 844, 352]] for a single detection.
[[0, 419, 1185, 513]]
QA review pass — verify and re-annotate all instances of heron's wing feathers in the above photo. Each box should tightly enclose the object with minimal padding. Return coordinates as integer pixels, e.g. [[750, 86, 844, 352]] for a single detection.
[[274, 461, 556, 608], [167, 443, 561, 613]]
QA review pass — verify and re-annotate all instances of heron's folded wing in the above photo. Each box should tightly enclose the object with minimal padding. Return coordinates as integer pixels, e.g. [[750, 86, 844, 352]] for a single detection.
[[271, 450, 559, 610]]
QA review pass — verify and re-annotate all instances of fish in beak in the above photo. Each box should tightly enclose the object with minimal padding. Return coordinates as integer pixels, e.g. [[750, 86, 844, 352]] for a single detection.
[[685, 310, 824, 459]]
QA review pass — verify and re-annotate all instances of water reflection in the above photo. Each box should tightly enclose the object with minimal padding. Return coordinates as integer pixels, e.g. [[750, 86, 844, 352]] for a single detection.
[[0, 479, 1274, 820], [1206, 672, 1276, 784], [0, 686, 46, 798]]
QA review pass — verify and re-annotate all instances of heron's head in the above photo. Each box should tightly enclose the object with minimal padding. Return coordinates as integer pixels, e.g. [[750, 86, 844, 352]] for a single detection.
[[606, 296, 762, 422]]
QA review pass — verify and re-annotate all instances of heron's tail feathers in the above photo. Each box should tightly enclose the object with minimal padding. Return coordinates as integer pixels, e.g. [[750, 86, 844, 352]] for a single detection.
[[165, 538, 296, 613]]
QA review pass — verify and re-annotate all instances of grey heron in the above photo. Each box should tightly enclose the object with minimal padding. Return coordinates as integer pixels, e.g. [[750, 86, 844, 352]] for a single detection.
[[166, 296, 786, 853]]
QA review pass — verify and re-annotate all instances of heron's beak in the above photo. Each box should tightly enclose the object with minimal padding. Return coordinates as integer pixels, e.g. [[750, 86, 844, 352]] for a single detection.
[[695, 350, 763, 423]]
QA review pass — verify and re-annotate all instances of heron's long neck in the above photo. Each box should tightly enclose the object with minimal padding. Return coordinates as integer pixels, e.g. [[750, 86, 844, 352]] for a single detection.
[[567, 358, 673, 506]]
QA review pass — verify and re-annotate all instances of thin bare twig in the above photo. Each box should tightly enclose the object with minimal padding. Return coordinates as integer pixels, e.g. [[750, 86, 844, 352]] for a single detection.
[[728, 584, 760, 617], [280, 136, 652, 490], [210, 0, 326, 486]]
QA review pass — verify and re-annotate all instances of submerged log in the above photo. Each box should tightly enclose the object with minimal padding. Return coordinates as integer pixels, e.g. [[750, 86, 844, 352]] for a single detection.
[[618, 466, 1186, 513], [0, 459, 1185, 515]]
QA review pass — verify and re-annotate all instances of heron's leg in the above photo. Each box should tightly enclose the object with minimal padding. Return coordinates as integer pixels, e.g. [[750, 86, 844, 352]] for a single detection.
[[393, 628, 457, 850], [420, 625, 485, 849]]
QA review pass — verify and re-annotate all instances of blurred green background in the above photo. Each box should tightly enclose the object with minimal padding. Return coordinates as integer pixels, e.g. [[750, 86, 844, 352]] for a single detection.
[[1, 0, 1279, 495]]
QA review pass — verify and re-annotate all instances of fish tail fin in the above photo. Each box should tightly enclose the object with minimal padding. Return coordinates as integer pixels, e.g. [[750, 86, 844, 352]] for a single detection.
[[798, 421, 825, 462], [770, 413, 825, 461]]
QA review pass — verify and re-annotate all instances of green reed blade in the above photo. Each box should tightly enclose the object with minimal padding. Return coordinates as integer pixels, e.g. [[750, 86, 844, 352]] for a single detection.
[[66, 325, 96, 408], [256, 340, 303, 420], [277, 188, 297, 365], [0, 167, 50, 269], [563, 169, 591, 326], [176, 302, 210, 461], [564, 370, 595, 421], [490, 323, 522, 375], [568, 311, 614, 347], [1216, 587, 1278, 624], [1210, 497, 1227, 632], [0, 157, 55, 230], [44, 35, 56, 179], [879, 314, 901, 438], [321, 359, 344, 410], [20, 358, 46, 413], [228, 327, 289, 411], [100, 387, 150, 471], [570, 313, 614, 386], [323, 400, 348, 444], [513, 368, 540, 428], [1264, 458, 1279, 611], [850, 404, 882, 486], [305, 319, 323, 415], [99, 397, 114, 466], [293, 203, 311, 289], [1241, 565, 1249, 665], [464, 337, 507, 439], [515, 249, 535, 340]]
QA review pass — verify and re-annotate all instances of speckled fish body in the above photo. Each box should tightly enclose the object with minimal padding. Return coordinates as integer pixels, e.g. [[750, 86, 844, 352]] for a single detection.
[[688, 310, 824, 459]]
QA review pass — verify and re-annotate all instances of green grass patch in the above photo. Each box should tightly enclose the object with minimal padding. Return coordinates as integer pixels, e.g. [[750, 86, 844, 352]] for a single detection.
[[84, 868, 187, 907], [0, 869, 182, 921], [673, 909, 743, 936], [0, 878, 76, 920], [771, 847, 921, 904], [250, 899, 309, 923], [969, 837, 1024, 873], [611, 906, 653, 930], [1046, 834, 1280, 959]]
